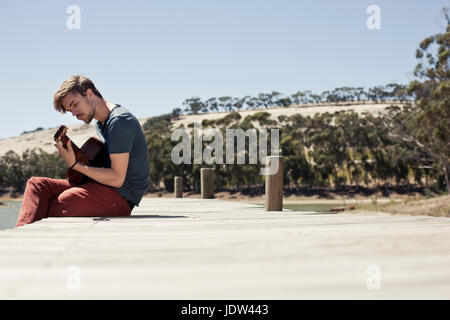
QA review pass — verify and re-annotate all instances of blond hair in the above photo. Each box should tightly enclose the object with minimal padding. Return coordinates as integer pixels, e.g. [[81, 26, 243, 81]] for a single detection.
[[53, 75, 103, 113]]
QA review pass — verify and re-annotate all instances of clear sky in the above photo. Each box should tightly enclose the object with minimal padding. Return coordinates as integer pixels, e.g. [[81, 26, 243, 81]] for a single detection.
[[0, 0, 448, 139]]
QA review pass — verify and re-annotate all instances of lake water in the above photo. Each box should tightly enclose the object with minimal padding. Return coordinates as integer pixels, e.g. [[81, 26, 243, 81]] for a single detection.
[[0, 201, 21, 230], [283, 203, 345, 213]]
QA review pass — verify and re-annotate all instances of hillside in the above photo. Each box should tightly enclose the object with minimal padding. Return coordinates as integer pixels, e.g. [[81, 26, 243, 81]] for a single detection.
[[0, 102, 400, 157]]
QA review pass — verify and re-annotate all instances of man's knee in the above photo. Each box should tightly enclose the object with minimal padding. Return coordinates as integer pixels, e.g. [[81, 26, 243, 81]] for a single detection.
[[27, 176, 40, 185], [26, 177, 47, 190]]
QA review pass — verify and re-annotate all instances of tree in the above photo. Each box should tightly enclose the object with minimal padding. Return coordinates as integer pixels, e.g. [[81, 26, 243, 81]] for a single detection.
[[383, 9, 449, 192], [206, 98, 219, 112], [218, 96, 234, 111], [182, 97, 204, 114], [171, 108, 182, 119], [1, 151, 26, 192], [403, 9, 450, 192]]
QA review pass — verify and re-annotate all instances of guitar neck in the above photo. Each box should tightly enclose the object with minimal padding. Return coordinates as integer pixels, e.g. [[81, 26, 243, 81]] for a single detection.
[[54, 126, 82, 156]]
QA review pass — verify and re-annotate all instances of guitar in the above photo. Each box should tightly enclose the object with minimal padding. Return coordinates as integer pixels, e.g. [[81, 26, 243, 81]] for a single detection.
[[53, 125, 109, 185]]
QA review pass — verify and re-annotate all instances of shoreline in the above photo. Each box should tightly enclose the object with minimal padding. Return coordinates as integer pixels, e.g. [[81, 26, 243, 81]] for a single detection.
[[0, 189, 433, 204], [142, 189, 419, 204], [1, 191, 448, 217]]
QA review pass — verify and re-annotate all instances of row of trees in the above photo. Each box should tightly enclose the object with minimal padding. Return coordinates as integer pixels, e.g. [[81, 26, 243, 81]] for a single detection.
[[0, 149, 66, 192], [141, 108, 447, 194], [180, 84, 414, 115]]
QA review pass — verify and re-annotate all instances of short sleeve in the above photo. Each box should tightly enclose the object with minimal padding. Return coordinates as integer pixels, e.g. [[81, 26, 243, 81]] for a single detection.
[[105, 116, 135, 154]]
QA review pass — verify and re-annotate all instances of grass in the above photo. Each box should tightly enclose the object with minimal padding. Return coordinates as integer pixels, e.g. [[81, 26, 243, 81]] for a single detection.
[[355, 194, 450, 217]]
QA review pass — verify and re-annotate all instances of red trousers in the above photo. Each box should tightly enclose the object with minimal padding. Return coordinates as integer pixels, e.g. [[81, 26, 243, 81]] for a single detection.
[[15, 177, 131, 227]]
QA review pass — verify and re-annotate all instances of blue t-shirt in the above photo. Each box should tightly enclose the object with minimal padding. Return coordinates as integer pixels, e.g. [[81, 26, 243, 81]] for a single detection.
[[96, 105, 150, 206]]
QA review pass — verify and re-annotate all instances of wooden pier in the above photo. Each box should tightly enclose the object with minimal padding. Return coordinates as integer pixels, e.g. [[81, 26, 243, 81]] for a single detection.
[[1, 198, 450, 299]]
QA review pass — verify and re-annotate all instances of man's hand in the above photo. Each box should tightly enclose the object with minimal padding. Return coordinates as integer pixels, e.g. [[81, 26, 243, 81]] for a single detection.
[[54, 140, 129, 188], [55, 140, 76, 168]]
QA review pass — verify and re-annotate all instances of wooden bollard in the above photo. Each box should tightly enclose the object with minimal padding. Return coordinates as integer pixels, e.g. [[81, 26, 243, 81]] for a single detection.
[[201, 168, 214, 199], [265, 156, 284, 211], [174, 176, 183, 198]]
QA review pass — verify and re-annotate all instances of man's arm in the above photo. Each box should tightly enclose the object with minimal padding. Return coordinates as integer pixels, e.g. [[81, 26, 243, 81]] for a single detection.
[[55, 140, 129, 188]]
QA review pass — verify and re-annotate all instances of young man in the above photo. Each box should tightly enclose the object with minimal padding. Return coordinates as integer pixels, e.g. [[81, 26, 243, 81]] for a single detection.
[[15, 75, 150, 227]]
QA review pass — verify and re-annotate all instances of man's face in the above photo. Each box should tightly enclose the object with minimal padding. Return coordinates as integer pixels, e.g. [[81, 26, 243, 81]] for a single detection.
[[62, 91, 96, 124]]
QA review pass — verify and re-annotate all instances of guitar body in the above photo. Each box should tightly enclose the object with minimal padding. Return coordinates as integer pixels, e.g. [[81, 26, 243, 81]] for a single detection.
[[67, 137, 109, 184], [54, 125, 109, 185]]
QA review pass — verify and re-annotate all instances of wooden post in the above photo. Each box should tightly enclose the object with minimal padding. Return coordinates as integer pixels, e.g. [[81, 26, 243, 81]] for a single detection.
[[201, 168, 214, 199], [265, 156, 284, 211], [174, 176, 183, 198]]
